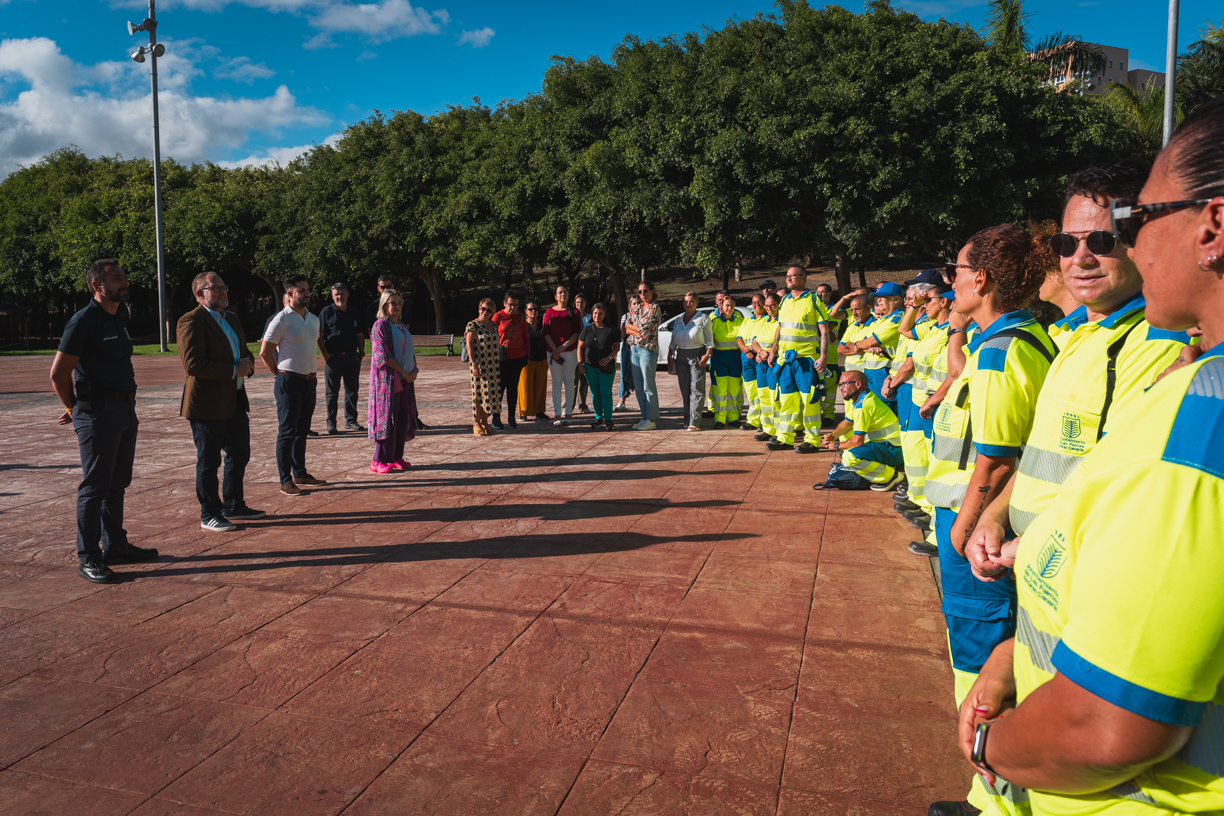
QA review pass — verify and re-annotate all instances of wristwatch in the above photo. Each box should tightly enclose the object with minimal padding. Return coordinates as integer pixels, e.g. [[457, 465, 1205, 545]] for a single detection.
[[972, 721, 995, 774]]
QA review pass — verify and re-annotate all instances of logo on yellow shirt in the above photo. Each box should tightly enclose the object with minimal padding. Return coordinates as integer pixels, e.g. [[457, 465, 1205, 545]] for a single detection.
[[1059, 412, 1086, 453], [1024, 531, 1066, 611]]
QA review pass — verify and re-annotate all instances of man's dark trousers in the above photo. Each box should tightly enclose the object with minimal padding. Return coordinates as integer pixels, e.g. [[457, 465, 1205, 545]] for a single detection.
[[275, 373, 315, 483], [73, 396, 138, 562], [324, 352, 361, 427], [190, 409, 250, 521]]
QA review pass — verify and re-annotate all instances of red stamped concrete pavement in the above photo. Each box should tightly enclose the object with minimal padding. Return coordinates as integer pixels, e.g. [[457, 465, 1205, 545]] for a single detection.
[[0, 353, 968, 814]]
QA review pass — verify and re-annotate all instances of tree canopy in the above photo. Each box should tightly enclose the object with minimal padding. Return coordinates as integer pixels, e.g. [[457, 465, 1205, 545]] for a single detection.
[[6, 0, 1198, 338]]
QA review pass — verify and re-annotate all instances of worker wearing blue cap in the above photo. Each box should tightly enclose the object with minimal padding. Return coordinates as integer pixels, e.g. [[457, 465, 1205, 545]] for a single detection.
[[842, 282, 905, 414]]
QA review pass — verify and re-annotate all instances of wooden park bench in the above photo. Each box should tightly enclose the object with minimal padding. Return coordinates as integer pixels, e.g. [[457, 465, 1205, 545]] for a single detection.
[[414, 334, 456, 356]]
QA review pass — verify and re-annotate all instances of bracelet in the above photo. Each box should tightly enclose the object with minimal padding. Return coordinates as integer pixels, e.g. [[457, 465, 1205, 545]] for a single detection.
[[948, 328, 968, 336]]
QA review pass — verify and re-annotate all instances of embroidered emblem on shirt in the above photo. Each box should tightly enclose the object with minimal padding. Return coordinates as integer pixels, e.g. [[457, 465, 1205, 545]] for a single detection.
[[1024, 530, 1066, 611]]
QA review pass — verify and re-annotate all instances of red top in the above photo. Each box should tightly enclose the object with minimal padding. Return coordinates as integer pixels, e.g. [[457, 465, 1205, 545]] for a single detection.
[[492, 310, 528, 359], [543, 307, 580, 349]]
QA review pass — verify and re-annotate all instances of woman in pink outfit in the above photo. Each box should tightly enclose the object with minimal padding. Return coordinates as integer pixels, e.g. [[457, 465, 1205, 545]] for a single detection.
[[367, 290, 418, 473]]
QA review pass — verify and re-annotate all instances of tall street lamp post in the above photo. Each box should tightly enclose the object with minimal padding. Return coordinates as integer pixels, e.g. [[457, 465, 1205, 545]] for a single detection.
[[128, 1, 169, 352], [1163, 0, 1179, 146]]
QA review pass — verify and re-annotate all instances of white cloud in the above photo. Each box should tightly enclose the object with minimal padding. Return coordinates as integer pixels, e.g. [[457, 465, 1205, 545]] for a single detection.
[[457, 27, 494, 48], [0, 37, 327, 176], [217, 130, 342, 168], [312, 0, 448, 43], [112, 0, 455, 46], [215, 56, 276, 83]]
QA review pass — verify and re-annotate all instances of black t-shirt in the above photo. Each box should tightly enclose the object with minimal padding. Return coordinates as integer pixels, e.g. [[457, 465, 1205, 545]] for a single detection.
[[319, 303, 364, 355], [579, 324, 618, 372], [58, 300, 136, 392]]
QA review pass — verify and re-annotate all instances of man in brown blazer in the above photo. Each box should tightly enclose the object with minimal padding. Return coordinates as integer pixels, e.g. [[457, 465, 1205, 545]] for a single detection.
[[177, 271, 264, 531]]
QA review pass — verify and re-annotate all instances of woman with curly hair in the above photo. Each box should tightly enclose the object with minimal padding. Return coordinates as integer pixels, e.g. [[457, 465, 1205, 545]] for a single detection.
[[923, 222, 1059, 816]]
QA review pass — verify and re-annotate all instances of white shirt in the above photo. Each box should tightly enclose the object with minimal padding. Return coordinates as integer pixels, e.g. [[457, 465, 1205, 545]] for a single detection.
[[263, 306, 320, 375], [672, 311, 713, 350]]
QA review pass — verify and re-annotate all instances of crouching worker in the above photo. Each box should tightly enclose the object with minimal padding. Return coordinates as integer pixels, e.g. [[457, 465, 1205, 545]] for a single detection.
[[816, 370, 904, 491]]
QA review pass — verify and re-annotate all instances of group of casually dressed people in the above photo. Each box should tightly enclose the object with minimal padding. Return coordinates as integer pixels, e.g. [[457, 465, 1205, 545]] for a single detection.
[[46, 92, 1224, 816]]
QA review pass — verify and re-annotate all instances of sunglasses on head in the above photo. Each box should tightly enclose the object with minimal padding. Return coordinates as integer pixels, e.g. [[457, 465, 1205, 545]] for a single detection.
[[1111, 197, 1214, 246], [1049, 231, 1118, 257]]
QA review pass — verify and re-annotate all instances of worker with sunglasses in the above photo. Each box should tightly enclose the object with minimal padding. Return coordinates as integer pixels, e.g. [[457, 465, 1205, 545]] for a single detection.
[[964, 164, 1189, 585], [924, 224, 1058, 816]]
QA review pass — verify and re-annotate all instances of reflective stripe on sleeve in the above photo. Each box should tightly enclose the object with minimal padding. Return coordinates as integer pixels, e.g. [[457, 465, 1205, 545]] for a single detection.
[[924, 478, 967, 509], [1016, 606, 1058, 673], [863, 423, 900, 442], [1017, 445, 1082, 485], [930, 433, 975, 463], [1009, 506, 1040, 535]]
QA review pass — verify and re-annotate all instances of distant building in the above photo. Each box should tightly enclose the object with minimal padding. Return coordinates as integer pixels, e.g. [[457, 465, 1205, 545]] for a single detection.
[[1037, 42, 1166, 96]]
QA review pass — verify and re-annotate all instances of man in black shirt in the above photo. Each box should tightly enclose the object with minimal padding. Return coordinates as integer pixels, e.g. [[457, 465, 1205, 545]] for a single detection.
[[49, 259, 158, 583], [317, 282, 366, 433]]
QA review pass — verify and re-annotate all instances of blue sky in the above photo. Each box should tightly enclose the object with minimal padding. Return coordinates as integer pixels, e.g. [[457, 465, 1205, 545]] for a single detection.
[[0, 0, 1218, 176]]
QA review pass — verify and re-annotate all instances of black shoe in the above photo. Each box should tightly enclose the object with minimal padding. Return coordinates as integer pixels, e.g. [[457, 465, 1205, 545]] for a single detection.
[[928, 802, 982, 816], [590, 420, 602, 429], [491, 416, 504, 429], [754, 432, 774, 442], [416, 418, 429, 430], [902, 507, 929, 520], [795, 442, 818, 454], [765, 441, 790, 451], [306, 429, 319, 436], [909, 540, 939, 556], [327, 424, 339, 435], [714, 422, 725, 430], [345, 421, 367, 432], [894, 501, 920, 513], [535, 413, 549, 422], [604, 421, 614, 431], [104, 543, 159, 564], [224, 506, 267, 521], [79, 557, 120, 584], [741, 423, 758, 431], [508, 418, 517, 429], [910, 515, 932, 530]]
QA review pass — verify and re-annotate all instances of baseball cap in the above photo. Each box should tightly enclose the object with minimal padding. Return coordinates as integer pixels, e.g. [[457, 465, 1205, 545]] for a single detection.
[[874, 282, 905, 298], [904, 269, 943, 286]]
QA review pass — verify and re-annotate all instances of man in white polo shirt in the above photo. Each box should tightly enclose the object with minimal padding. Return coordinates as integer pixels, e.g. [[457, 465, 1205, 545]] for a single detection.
[[260, 275, 327, 495]]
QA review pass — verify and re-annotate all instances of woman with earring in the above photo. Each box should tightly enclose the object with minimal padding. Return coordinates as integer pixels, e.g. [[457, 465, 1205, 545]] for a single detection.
[[367, 289, 417, 472], [464, 298, 501, 436], [577, 302, 619, 430]]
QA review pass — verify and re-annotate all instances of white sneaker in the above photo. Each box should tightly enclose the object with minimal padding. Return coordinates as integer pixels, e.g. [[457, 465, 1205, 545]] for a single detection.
[[636, 420, 657, 431], [871, 471, 907, 492]]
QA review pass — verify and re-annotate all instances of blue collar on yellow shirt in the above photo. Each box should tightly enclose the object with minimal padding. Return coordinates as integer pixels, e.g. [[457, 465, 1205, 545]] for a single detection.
[[1096, 291, 1147, 329], [1051, 304, 1088, 333], [781, 290, 813, 302], [852, 315, 876, 328], [852, 392, 867, 409], [967, 309, 1037, 353]]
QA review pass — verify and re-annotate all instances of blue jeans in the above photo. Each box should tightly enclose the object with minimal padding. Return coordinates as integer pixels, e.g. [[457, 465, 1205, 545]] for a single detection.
[[190, 410, 251, 522], [618, 342, 634, 399], [629, 345, 659, 421]]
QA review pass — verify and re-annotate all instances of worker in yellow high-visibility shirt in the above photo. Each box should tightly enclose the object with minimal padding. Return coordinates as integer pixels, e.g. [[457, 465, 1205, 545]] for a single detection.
[[891, 285, 955, 557], [924, 225, 1059, 816], [837, 294, 876, 378], [847, 282, 906, 414], [751, 295, 780, 442], [819, 370, 904, 489], [762, 267, 831, 452], [709, 296, 745, 427], [814, 283, 843, 425], [737, 294, 767, 431]]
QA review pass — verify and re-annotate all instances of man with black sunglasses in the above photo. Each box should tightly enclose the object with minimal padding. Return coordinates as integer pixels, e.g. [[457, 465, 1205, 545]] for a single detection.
[[962, 163, 1189, 560]]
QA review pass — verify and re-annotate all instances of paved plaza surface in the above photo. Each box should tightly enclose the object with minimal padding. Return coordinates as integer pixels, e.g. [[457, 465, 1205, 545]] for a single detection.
[[0, 352, 968, 815]]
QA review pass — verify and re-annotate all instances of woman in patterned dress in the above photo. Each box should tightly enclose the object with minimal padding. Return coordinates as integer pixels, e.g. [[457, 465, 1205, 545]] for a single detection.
[[366, 289, 418, 472], [465, 298, 501, 436]]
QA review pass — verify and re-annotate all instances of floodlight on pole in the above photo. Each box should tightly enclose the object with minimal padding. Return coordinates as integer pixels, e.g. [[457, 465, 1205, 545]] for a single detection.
[[1163, 0, 1179, 146], [127, 3, 169, 353]]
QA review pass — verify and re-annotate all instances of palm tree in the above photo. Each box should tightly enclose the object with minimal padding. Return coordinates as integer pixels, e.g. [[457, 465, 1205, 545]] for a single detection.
[[983, 0, 1106, 87], [1177, 20, 1224, 114], [1103, 77, 1177, 159]]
